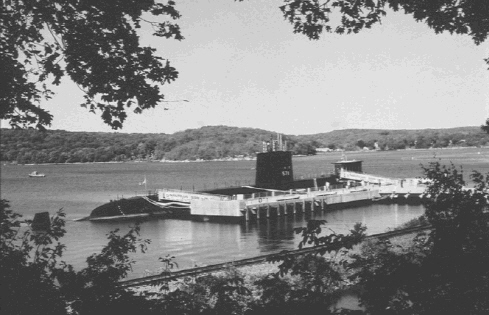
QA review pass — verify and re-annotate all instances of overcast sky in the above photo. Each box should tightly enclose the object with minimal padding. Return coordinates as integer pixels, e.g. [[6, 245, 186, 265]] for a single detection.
[[26, 0, 489, 135]]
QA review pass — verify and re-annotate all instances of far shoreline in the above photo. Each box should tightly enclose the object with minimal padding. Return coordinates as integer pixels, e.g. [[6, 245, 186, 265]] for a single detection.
[[1, 146, 486, 166]]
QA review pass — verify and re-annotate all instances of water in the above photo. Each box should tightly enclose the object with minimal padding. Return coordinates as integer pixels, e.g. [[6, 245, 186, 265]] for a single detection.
[[2, 148, 488, 278], [56, 203, 422, 277]]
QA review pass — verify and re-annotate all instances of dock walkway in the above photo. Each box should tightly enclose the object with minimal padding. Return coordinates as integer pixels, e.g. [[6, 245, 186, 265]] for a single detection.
[[190, 186, 380, 220]]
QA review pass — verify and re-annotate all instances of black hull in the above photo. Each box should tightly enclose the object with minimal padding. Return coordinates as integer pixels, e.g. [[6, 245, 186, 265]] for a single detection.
[[87, 196, 191, 222]]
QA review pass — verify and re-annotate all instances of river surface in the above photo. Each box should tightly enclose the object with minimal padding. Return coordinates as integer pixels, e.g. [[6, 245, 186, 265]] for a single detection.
[[2, 148, 488, 278]]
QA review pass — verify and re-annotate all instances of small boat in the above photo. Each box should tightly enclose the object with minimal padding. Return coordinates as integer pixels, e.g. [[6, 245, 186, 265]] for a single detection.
[[29, 171, 46, 178]]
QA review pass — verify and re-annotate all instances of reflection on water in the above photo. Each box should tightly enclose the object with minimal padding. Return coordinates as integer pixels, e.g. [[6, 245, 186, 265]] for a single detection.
[[61, 203, 424, 279]]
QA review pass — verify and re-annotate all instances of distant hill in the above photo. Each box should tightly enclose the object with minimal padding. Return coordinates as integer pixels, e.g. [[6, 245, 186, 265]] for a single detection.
[[1, 126, 488, 164], [299, 127, 489, 151]]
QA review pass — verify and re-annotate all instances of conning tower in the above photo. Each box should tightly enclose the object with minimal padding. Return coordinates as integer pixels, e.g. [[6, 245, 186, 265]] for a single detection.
[[255, 133, 293, 189]]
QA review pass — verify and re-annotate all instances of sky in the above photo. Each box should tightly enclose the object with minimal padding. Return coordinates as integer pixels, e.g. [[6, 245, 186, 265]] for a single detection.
[[15, 0, 489, 135]]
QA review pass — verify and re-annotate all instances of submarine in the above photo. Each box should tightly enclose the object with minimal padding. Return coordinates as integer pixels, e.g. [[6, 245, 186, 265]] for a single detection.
[[80, 134, 346, 222]]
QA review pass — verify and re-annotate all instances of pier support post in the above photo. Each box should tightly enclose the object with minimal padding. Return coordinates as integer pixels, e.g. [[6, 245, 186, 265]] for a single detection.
[[257, 206, 260, 220], [321, 199, 324, 211], [302, 200, 306, 213], [245, 207, 249, 221], [293, 202, 297, 214], [277, 204, 280, 216], [267, 205, 270, 218], [311, 199, 315, 212], [284, 203, 288, 215]]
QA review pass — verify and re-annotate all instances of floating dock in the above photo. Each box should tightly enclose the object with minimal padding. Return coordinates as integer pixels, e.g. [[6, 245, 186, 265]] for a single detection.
[[187, 159, 432, 221], [339, 169, 429, 202], [159, 157, 431, 221], [190, 186, 380, 221]]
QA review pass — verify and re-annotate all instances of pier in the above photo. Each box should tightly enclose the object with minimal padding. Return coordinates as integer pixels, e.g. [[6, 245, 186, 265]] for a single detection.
[[339, 169, 428, 201], [190, 185, 380, 221], [153, 145, 433, 222]]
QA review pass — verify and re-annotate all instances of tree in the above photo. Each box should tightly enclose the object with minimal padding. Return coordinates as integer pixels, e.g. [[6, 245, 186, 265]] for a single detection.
[[0, 200, 68, 315], [356, 139, 366, 149], [252, 220, 367, 315], [482, 118, 489, 134], [0, 199, 153, 315], [348, 162, 489, 314], [1, 0, 182, 130], [278, 0, 489, 131]]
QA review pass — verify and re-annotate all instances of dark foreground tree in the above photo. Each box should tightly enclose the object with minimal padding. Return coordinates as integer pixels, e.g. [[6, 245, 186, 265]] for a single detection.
[[0, 199, 153, 315], [3, 1, 489, 132], [348, 162, 489, 314], [1, 0, 182, 130]]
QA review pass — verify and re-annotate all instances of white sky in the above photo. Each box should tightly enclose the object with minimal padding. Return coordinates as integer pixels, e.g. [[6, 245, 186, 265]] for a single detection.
[[15, 0, 489, 135]]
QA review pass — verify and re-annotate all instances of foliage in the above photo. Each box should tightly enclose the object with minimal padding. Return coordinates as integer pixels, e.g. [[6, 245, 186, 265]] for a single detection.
[[348, 235, 432, 314], [141, 220, 367, 315], [2, 125, 489, 164], [248, 220, 367, 314], [482, 118, 489, 134], [0, 199, 152, 315], [347, 162, 489, 314], [3, 1, 489, 132], [279, 0, 488, 54], [0, 126, 321, 163], [272, 221, 366, 276], [63, 225, 152, 315], [0, 199, 67, 315], [143, 267, 253, 315], [1, 0, 182, 130], [300, 126, 489, 151], [390, 214, 428, 231], [278, 0, 489, 131]]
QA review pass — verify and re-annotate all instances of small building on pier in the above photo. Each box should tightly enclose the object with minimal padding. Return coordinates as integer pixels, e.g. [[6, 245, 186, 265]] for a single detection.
[[333, 160, 363, 176]]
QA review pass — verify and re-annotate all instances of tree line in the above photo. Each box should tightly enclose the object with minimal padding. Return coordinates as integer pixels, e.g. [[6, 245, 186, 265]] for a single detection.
[[301, 126, 489, 151], [2, 126, 489, 164]]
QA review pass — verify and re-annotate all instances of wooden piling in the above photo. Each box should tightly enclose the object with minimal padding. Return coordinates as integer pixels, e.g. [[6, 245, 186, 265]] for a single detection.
[[267, 204, 270, 218]]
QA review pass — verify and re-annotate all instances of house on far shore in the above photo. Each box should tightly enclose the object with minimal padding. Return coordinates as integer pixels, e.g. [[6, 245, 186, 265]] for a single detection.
[[316, 147, 334, 153]]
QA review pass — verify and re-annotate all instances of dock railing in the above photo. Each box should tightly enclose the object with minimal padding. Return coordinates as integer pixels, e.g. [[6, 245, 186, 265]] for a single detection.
[[240, 184, 350, 201], [157, 188, 233, 201]]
